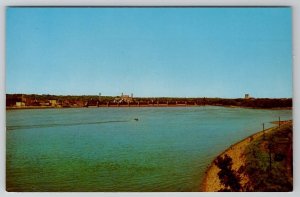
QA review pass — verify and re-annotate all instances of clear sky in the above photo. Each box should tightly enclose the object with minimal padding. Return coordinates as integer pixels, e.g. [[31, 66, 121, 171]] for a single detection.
[[6, 7, 292, 98]]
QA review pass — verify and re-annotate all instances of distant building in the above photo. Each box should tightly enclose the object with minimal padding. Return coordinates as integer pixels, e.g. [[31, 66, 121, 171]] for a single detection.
[[16, 102, 25, 107], [245, 94, 254, 100], [49, 100, 57, 106], [114, 93, 134, 103], [39, 101, 50, 106], [121, 94, 133, 103]]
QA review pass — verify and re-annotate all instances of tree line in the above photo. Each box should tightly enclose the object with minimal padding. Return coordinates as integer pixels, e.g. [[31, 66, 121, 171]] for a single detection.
[[6, 94, 292, 108]]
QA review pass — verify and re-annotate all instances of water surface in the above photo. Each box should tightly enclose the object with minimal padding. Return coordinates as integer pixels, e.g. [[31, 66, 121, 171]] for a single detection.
[[6, 106, 292, 191]]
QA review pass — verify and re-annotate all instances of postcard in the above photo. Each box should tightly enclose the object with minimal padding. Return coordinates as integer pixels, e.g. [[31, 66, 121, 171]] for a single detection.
[[6, 7, 293, 192]]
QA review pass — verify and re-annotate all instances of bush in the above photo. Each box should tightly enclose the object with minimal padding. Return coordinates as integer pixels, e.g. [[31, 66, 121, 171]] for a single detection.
[[214, 154, 242, 191]]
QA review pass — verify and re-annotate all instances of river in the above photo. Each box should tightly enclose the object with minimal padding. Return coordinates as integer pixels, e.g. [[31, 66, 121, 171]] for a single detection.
[[6, 106, 292, 191]]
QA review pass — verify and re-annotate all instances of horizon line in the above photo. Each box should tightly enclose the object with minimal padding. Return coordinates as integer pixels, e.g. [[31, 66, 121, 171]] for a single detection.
[[5, 93, 293, 99]]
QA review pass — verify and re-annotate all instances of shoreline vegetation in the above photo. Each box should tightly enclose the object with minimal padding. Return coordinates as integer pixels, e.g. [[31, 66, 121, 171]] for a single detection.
[[6, 105, 293, 111], [201, 120, 293, 192], [6, 94, 292, 110]]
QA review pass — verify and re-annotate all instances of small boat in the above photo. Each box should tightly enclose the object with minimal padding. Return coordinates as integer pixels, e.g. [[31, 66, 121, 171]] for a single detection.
[[134, 118, 139, 121]]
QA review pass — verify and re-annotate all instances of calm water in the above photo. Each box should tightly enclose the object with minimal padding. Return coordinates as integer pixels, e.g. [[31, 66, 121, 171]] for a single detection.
[[6, 106, 292, 191]]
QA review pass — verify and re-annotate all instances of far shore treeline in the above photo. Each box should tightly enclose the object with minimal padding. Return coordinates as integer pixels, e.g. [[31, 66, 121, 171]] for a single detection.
[[6, 94, 292, 109]]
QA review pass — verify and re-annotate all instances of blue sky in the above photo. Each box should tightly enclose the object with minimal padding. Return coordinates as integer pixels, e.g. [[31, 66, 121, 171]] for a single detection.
[[6, 7, 292, 98]]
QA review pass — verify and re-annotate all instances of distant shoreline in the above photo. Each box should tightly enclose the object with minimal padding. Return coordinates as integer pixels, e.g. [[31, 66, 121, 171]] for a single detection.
[[6, 105, 292, 111]]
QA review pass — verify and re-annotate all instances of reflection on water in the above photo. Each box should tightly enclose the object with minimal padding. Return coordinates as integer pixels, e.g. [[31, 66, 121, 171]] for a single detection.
[[6, 107, 292, 191]]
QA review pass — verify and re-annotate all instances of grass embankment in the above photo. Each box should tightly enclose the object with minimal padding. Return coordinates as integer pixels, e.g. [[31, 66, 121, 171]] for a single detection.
[[202, 121, 292, 192]]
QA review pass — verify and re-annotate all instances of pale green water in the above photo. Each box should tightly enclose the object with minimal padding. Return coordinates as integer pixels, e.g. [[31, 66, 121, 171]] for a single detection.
[[6, 106, 292, 191]]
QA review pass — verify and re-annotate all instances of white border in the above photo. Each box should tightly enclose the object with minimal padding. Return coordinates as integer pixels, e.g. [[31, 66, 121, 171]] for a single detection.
[[0, 1, 299, 197]]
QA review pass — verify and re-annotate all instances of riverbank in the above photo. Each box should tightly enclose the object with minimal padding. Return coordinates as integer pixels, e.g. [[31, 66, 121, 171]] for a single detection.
[[6, 105, 293, 110], [201, 120, 292, 192]]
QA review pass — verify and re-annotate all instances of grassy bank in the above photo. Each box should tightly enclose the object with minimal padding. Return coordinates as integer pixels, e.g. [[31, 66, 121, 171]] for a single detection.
[[201, 121, 292, 192]]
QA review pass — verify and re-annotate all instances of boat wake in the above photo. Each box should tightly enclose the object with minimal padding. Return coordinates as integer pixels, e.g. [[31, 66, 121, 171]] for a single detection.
[[7, 120, 129, 131]]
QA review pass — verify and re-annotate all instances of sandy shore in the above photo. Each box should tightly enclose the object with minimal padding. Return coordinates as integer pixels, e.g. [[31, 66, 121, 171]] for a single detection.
[[201, 122, 289, 192]]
